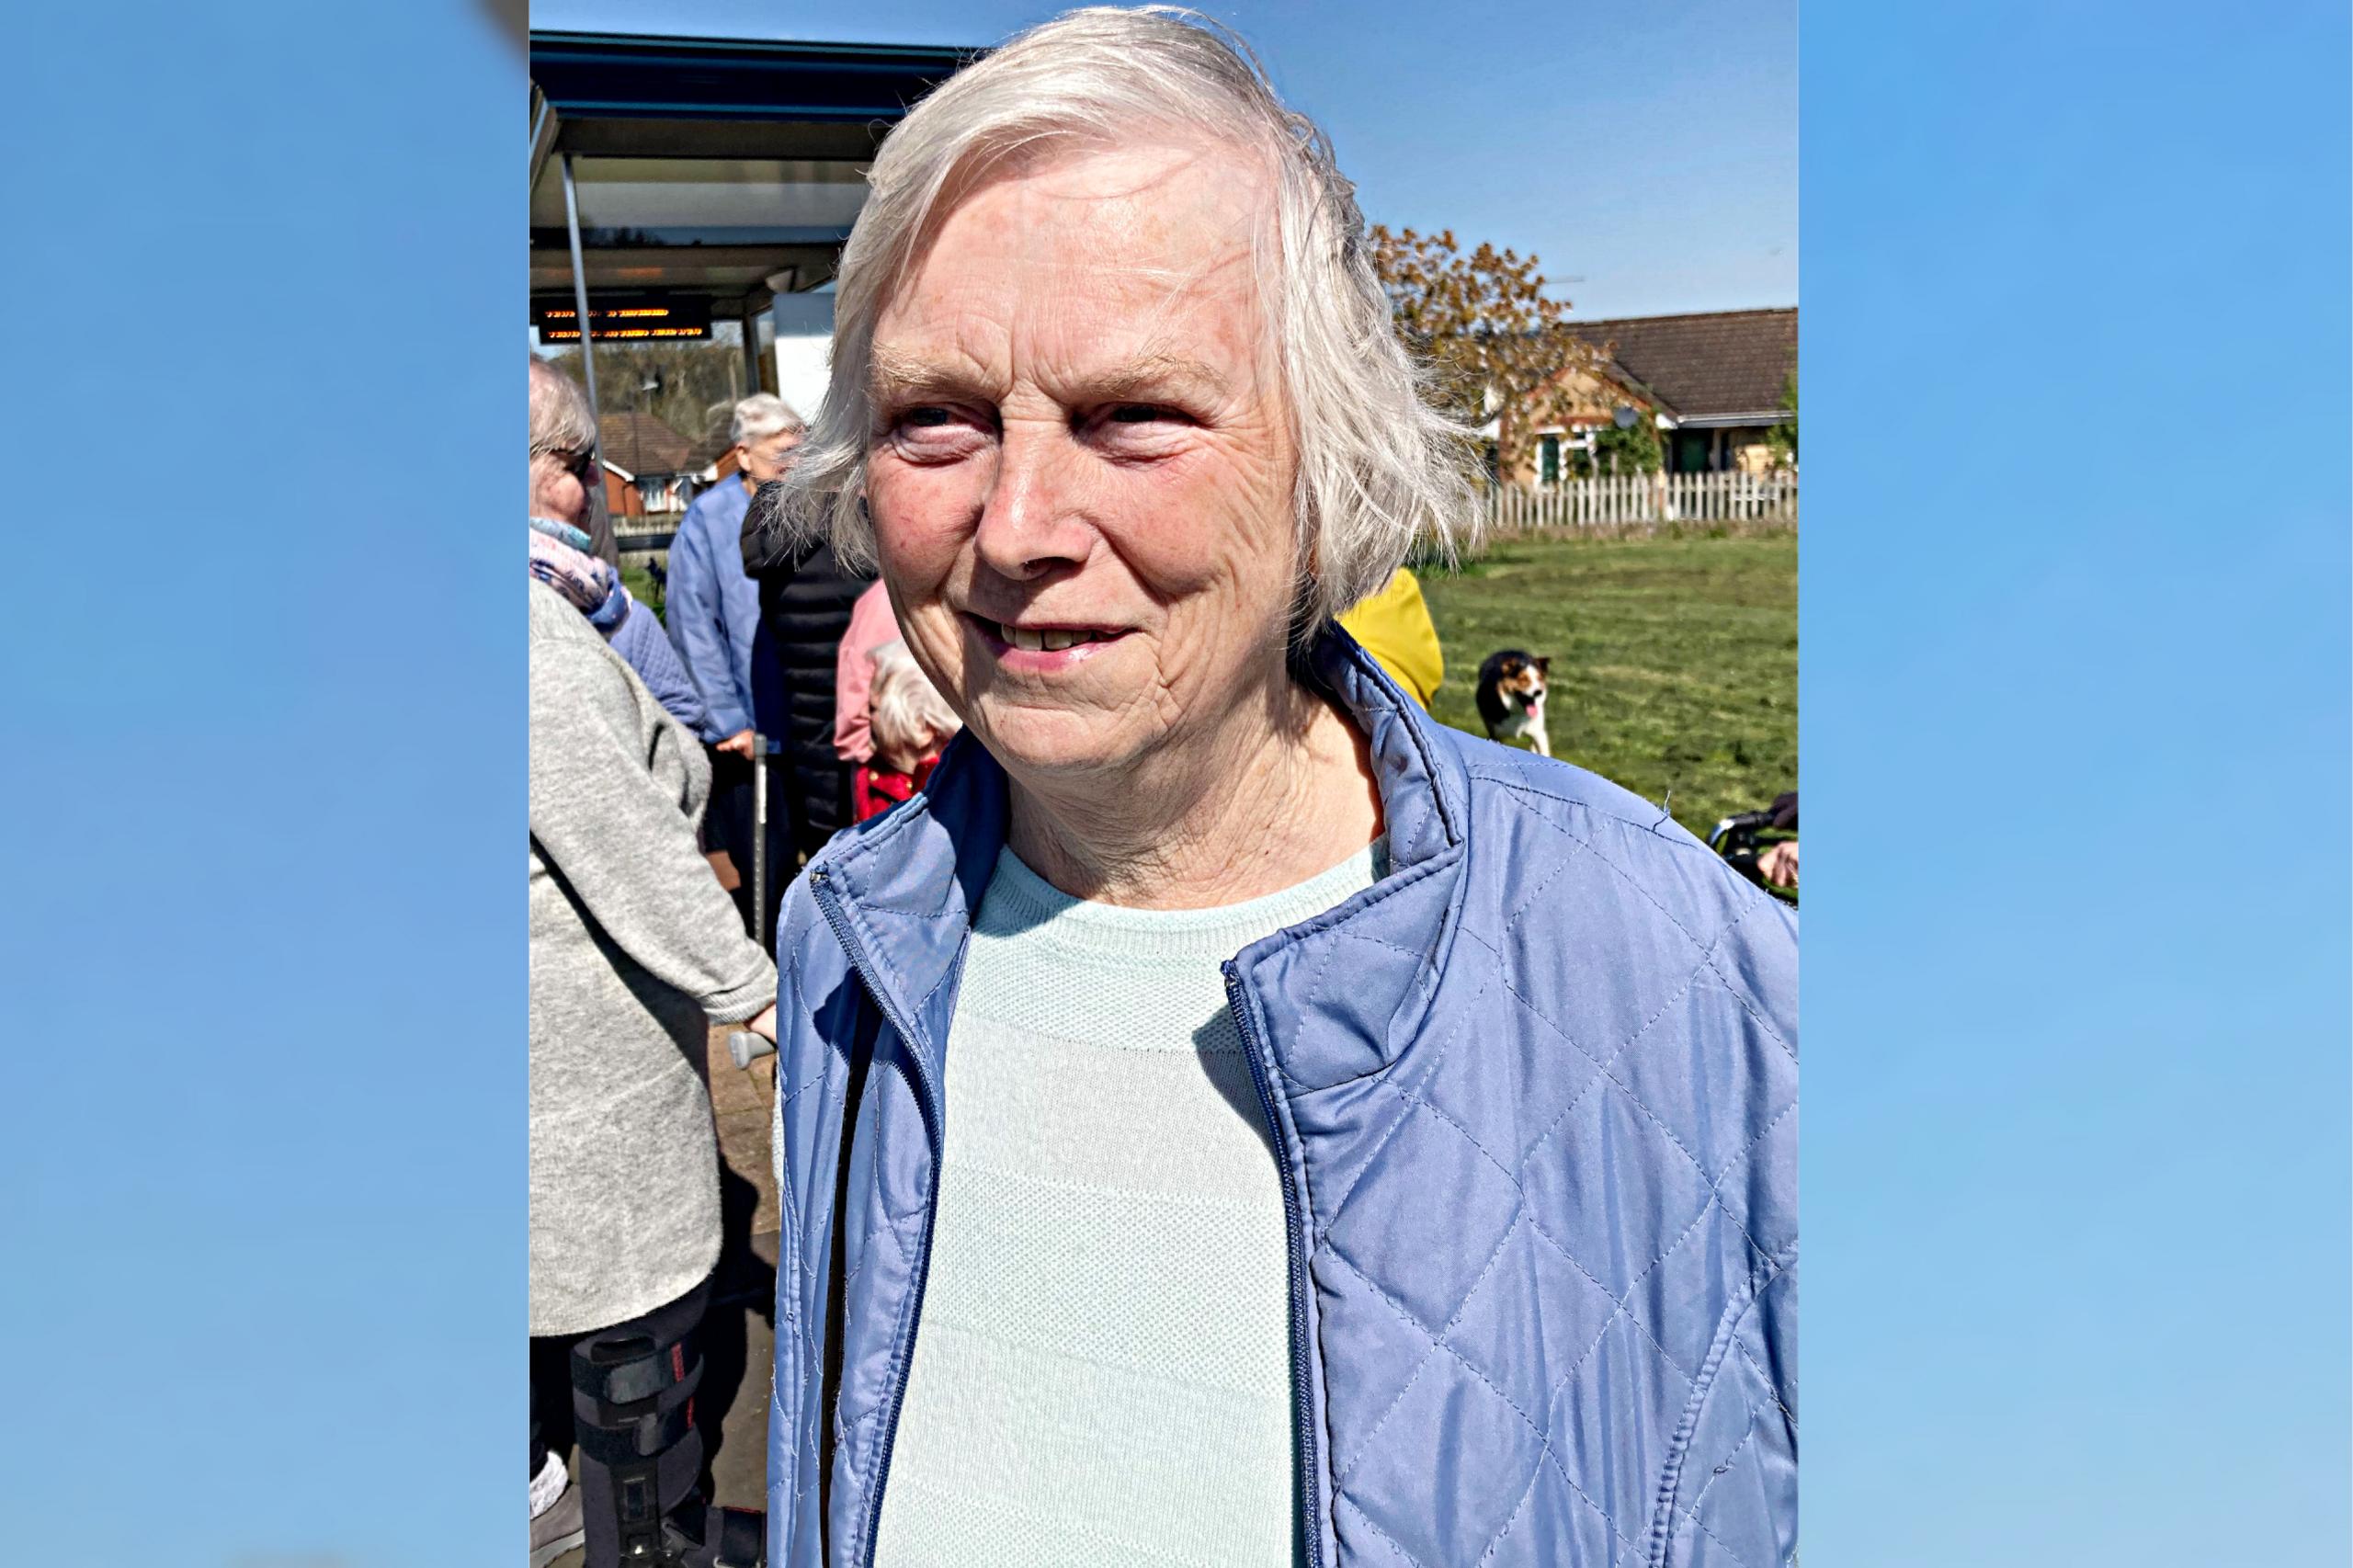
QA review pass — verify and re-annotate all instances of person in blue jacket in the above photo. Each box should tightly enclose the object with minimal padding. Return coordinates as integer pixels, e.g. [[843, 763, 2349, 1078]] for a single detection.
[[607, 585, 708, 739], [750, 13, 1797, 1568], [667, 393, 804, 930]]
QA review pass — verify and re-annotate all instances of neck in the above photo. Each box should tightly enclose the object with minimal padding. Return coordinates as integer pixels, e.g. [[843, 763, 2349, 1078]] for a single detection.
[[1003, 672, 1383, 911]]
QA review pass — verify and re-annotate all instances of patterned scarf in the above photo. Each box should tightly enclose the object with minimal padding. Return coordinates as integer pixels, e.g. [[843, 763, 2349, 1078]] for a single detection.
[[529, 517, 627, 631]]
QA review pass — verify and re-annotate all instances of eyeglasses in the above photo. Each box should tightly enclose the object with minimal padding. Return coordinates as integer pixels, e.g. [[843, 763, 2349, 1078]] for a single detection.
[[540, 448, 597, 484]]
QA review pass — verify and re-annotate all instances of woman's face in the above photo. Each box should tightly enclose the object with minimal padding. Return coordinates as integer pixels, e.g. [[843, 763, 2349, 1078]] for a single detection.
[[863, 139, 1300, 786], [530, 449, 593, 528]]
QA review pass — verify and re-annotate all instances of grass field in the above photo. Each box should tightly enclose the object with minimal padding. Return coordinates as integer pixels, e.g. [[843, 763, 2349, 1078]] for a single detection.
[[1418, 529, 1795, 840]]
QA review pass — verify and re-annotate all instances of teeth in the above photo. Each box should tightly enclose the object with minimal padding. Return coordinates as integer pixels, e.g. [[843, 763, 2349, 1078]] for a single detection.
[[992, 620, 1110, 653]]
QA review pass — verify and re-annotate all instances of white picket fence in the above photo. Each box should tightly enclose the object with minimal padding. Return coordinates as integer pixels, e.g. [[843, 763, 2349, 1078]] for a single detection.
[[1483, 469, 1797, 533]]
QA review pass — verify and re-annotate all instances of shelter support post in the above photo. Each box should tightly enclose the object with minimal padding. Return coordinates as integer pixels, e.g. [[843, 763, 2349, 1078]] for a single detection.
[[560, 153, 601, 435], [742, 303, 762, 402]]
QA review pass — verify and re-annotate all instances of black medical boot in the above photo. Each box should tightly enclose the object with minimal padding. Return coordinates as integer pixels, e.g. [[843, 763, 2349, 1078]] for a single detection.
[[570, 1319, 708, 1566], [656, 1501, 766, 1568]]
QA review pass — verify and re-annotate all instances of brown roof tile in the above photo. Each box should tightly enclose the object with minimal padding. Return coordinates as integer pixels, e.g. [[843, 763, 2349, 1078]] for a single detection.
[[598, 411, 695, 477], [1562, 308, 1796, 420]]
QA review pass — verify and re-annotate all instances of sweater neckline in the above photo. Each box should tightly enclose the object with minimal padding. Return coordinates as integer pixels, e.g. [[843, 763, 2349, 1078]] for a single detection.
[[976, 838, 1390, 964]]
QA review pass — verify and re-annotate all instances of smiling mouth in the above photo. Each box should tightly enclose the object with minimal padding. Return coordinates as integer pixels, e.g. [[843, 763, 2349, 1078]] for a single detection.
[[969, 615, 1126, 653]]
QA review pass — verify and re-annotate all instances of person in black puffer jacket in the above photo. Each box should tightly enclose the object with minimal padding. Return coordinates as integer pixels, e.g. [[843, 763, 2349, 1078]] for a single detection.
[[741, 484, 875, 871]]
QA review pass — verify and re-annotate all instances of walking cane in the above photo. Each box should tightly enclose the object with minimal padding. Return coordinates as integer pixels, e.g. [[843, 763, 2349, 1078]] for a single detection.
[[751, 731, 771, 952], [733, 733, 780, 1073]]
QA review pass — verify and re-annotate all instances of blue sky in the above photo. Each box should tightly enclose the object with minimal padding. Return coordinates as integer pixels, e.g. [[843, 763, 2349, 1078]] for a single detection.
[[1802, 2, 2349, 1560], [534, 0, 1799, 322], [2, 3, 522, 1562]]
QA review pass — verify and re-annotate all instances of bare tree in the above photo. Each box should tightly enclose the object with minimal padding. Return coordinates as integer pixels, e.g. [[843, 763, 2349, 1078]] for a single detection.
[[550, 340, 755, 454]]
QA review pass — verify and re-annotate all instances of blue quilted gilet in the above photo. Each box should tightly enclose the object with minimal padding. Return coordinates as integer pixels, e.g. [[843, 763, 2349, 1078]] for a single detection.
[[767, 626, 1799, 1568]]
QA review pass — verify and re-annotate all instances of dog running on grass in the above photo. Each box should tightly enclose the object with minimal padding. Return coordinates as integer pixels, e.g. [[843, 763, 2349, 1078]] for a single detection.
[[1475, 649, 1552, 757]]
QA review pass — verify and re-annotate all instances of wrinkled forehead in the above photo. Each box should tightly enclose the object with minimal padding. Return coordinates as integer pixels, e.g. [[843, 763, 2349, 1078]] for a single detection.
[[879, 135, 1279, 352]]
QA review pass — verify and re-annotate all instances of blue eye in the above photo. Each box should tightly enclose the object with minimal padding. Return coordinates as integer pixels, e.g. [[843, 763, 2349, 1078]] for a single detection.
[[902, 407, 952, 427]]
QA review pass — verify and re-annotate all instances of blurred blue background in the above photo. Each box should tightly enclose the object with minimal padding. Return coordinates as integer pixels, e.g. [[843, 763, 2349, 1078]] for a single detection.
[[0, 1, 2344, 1564], [1805, 2, 2350, 1561], [0, 2, 517, 1564]]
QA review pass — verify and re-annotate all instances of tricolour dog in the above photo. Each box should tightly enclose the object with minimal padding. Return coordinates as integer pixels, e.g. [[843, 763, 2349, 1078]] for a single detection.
[[1475, 649, 1552, 757]]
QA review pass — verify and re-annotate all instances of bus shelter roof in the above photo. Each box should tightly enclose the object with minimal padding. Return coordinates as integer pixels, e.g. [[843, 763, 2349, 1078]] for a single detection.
[[529, 30, 974, 311]]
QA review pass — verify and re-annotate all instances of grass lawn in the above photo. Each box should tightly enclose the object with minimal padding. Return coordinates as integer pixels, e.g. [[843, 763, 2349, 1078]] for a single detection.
[[1416, 529, 1795, 841]]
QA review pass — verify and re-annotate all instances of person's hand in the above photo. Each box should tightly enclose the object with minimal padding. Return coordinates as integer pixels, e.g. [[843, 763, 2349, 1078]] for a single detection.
[[717, 728, 756, 758], [743, 1003, 779, 1043], [1756, 839, 1798, 889]]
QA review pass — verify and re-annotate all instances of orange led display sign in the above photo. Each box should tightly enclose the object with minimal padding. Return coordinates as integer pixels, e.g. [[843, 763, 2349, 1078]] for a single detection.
[[535, 297, 712, 342]]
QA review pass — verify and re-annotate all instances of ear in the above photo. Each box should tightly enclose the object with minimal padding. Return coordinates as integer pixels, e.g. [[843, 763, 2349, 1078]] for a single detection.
[[1535, 656, 1552, 673]]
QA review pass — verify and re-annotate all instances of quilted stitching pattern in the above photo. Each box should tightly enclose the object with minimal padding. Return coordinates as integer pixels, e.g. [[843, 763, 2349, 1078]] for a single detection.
[[1660, 1268, 1796, 1568], [1292, 769, 1795, 1567]]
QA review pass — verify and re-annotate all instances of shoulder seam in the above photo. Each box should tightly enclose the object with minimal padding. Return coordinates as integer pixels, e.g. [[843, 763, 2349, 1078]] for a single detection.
[[1467, 767, 1710, 854]]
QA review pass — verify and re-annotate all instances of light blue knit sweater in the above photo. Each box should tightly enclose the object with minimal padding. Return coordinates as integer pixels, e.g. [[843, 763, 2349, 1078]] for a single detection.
[[871, 840, 1386, 1567]]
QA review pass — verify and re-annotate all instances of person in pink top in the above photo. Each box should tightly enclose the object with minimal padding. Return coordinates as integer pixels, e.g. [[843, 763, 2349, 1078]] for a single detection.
[[832, 578, 903, 764]]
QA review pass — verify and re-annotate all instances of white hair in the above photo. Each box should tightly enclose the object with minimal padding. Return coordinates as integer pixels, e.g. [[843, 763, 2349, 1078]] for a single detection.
[[529, 354, 597, 457], [868, 641, 963, 762], [729, 392, 804, 447], [762, 5, 1478, 635]]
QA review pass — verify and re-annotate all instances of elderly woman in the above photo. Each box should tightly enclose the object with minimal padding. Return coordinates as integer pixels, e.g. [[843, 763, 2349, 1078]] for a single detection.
[[757, 12, 1797, 1568], [529, 392, 781, 1562], [529, 355, 710, 735], [666, 393, 805, 930]]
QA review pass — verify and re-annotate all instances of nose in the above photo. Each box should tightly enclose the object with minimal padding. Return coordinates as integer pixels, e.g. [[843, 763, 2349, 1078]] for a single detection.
[[972, 419, 1092, 582]]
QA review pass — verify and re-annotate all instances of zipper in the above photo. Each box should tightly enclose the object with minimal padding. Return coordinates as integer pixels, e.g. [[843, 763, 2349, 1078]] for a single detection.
[[1224, 960, 1327, 1568], [808, 868, 945, 1568]]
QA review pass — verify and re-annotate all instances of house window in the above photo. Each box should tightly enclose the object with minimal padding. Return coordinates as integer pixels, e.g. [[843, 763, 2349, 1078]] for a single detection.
[[1539, 433, 1561, 486]]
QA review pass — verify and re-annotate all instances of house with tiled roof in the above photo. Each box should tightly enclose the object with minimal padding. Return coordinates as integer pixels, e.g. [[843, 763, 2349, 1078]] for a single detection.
[[1506, 307, 1796, 483], [595, 411, 699, 517]]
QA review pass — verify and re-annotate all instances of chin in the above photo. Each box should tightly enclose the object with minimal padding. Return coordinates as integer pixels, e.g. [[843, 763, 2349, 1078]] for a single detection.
[[965, 699, 1145, 781]]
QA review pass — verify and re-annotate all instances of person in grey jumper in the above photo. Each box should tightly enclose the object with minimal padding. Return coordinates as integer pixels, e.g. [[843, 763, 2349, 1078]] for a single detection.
[[529, 571, 779, 1568]]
